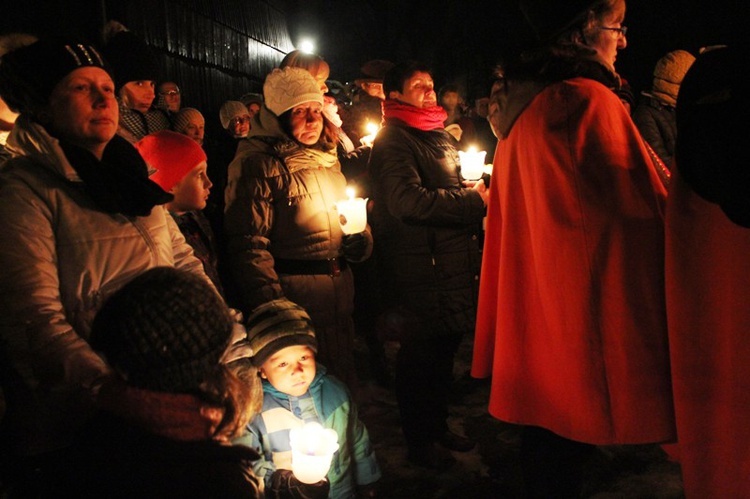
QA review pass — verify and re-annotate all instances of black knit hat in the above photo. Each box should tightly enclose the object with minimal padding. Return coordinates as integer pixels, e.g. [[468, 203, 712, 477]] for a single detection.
[[519, 0, 599, 42], [90, 267, 234, 393], [0, 37, 111, 114], [355, 59, 395, 85], [101, 22, 160, 91], [245, 299, 318, 367]]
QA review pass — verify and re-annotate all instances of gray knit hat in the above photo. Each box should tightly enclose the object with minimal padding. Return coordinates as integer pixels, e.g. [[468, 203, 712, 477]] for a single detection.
[[172, 107, 204, 135], [90, 267, 234, 393], [245, 298, 318, 367], [263, 67, 323, 116]]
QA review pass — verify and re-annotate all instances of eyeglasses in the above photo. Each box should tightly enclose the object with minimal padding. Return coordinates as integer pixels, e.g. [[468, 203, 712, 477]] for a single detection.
[[230, 116, 251, 125], [599, 26, 628, 37], [160, 90, 180, 96]]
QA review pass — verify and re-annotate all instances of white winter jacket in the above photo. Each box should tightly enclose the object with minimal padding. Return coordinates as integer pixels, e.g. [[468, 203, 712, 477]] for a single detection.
[[0, 117, 208, 456]]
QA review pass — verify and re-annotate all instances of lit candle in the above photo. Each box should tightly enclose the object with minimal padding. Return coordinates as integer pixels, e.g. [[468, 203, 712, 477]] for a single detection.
[[359, 121, 380, 147], [336, 187, 368, 235], [289, 422, 340, 484], [458, 146, 487, 181]]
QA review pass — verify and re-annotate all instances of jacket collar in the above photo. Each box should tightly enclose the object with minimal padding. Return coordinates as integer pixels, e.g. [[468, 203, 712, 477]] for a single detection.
[[5, 114, 80, 181]]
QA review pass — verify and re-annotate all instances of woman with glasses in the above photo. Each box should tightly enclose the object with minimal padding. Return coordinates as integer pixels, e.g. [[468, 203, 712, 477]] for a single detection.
[[472, 0, 674, 496]]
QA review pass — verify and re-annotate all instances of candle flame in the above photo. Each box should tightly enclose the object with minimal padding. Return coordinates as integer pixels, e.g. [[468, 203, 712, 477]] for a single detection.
[[346, 187, 355, 200], [365, 122, 379, 135], [467, 145, 478, 153]]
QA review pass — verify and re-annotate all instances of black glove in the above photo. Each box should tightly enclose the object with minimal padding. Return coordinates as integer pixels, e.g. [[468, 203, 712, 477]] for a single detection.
[[341, 232, 371, 262], [268, 469, 330, 499]]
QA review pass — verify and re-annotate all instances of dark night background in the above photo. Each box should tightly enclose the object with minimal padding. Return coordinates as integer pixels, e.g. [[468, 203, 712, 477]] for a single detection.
[[285, 0, 739, 99], [2, 0, 740, 114]]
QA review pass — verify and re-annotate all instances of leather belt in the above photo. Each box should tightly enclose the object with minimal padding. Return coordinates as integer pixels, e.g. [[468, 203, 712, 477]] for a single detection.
[[274, 257, 348, 277]]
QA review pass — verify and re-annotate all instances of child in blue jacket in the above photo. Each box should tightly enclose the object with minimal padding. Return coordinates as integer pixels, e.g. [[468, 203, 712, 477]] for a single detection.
[[237, 298, 381, 498]]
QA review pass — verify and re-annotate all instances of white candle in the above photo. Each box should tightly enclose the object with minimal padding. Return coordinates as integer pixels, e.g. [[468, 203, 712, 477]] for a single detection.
[[458, 146, 487, 181], [336, 187, 368, 235], [289, 422, 340, 484]]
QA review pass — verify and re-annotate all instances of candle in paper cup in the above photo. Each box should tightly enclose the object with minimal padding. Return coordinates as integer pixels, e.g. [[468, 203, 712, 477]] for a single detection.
[[289, 422, 340, 484], [458, 146, 487, 181], [336, 187, 368, 235]]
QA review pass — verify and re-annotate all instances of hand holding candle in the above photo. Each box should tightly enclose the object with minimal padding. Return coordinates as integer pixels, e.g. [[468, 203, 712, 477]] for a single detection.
[[359, 122, 380, 148], [336, 187, 368, 235], [290, 422, 340, 484], [458, 146, 487, 181]]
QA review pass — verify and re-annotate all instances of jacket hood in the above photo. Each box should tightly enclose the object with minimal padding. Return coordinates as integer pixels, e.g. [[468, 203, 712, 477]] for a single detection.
[[247, 105, 288, 141], [4, 114, 79, 181]]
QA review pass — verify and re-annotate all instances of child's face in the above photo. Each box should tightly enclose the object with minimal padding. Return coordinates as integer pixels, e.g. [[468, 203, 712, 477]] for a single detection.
[[259, 345, 316, 397], [169, 161, 212, 213]]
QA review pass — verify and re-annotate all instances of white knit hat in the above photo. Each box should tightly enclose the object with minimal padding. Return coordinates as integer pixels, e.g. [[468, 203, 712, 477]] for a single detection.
[[219, 100, 249, 129], [263, 67, 323, 116]]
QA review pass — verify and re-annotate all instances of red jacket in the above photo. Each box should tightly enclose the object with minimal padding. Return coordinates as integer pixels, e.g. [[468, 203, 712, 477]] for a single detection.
[[666, 169, 750, 498], [472, 77, 675, 444]]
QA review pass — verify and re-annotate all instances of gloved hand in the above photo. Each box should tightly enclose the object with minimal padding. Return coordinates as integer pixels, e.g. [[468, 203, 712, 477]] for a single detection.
[[268, 469, 330, 499], [341, 231, 372, 262]]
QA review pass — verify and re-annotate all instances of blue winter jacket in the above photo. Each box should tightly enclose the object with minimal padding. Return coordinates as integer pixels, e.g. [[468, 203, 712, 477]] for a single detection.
[[237, 364, 381, 498]]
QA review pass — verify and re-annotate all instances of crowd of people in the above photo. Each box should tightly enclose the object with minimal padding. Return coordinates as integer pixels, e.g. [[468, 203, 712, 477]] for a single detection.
[[0, 0, 744, 497]]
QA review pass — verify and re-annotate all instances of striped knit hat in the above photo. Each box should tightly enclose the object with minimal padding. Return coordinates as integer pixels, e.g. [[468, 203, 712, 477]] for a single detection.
[[245, 298, 317, 367]]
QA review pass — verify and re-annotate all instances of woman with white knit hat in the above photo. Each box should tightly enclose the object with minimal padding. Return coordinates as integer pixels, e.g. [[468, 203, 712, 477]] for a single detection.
[[224, 67, 373, 393]]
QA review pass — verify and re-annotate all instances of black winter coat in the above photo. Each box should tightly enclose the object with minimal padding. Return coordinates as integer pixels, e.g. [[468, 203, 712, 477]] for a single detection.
[[632, 94, 677, 168], [368, 122, 485, 338], [61, 413, 262, 498]]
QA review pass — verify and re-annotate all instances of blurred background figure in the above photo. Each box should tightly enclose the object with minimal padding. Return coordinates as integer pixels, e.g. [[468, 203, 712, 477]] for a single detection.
[[438, 84, 475, 147], [220, 101, 251, 140], [666, 44, 750, 499], [204, 100, 253, 283], [344, 59, 394, 145], [172, 107, 205, 146], [157, 80, 181, 114], [632, 49, 696, 169], [101, 21, 170, 142], [239, 92, 263, 120]]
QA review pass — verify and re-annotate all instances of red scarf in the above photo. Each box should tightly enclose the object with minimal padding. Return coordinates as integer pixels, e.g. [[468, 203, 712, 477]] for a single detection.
[[382, 99, 448, 131]]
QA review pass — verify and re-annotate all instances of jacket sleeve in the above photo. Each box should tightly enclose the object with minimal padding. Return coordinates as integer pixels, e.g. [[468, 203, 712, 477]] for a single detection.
[[369, 128, 486, 227], [346, 399, 382, 487], [0, 177, 111, 398], [224, 153, 285, 315], [632, 103, 673, 168], [234, 417, 278, 489]]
